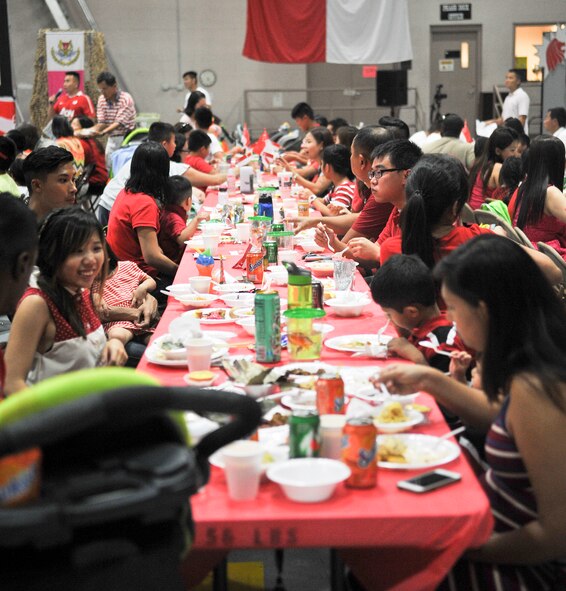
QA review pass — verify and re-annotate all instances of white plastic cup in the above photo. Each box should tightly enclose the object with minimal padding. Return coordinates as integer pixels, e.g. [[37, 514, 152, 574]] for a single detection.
[[278, 171, 293, 199], [240, 166, 254, 194], [189, 276, 212, 294], [235, 222, 251, 242], [222, 440, 263, 501], [185, 337, 214, 372], [202, 234, 220, 256], [320, 415, 347, 460], [202, 223, 224, 237]]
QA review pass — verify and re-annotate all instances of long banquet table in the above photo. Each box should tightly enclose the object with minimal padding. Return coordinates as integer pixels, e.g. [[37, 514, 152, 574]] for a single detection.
[[136, 188, 493, 591]]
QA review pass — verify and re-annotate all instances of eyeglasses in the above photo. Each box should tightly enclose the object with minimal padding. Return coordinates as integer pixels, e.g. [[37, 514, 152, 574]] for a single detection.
[[368, 168, 404, 181]]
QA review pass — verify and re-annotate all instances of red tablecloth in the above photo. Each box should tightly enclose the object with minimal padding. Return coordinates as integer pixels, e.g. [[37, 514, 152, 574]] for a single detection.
[[136, 191, 493, 591]]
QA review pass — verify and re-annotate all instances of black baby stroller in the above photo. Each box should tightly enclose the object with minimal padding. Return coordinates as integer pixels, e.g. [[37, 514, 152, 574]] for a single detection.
[[0, 367, 261, 591]]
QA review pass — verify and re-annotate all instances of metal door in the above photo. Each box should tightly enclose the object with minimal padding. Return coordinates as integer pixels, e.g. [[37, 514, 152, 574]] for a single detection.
[[430, 26, 481, 128]]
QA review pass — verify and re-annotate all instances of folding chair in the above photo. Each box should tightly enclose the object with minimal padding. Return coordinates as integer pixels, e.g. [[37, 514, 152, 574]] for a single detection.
[[460, 203, 476, 225], [513, 226, 536, 249], [473, 209, 523, 244]]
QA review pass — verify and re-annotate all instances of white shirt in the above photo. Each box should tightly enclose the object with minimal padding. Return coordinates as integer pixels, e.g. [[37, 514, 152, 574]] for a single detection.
[[501, 87, 530, 133], [207, 132, 223, 157], [99, 158, 189, 211], [184, 87, 212, 109], [553, 127, 566, 149]]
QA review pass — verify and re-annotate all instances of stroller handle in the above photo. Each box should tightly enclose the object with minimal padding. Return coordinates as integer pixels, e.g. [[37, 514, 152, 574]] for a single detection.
[[0, 385, 262, 467]]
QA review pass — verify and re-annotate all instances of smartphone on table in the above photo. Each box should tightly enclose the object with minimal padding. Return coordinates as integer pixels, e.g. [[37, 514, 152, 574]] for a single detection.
[[397, 469, 461, 493]]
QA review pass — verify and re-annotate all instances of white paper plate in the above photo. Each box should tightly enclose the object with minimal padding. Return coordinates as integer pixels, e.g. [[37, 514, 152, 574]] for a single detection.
[[182, 308, 236, 324], [145, 335, 229, 367], [373, 408, 424, 434], [281, 390, 317, 412], [377, 434, 460, 470], [324, 334, 392, 353], [312, 322, 334, 335], [231, 300, 288, 318], [213, 283, 256, 294]]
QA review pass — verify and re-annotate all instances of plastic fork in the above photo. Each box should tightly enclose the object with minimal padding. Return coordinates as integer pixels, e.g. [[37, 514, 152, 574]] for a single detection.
[[418, 341, 453, 358]]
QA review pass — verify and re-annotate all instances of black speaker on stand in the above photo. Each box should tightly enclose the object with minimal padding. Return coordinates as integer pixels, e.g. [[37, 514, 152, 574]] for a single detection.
[[376, 70, 408, 115]]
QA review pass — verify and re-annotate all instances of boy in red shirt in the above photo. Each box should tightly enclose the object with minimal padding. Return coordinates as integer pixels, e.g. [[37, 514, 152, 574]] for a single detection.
[[370, 254, 468, 373], [183, 130, 214, 190], [158, 175, 210, 263]]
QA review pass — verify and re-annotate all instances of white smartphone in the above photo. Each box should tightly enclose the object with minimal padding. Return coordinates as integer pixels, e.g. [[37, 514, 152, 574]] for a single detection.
[[397, 469, 461, 493]]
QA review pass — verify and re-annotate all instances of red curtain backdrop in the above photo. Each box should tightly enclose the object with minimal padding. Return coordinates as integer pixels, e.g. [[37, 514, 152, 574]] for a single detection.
[[243, 0, 326, 64]]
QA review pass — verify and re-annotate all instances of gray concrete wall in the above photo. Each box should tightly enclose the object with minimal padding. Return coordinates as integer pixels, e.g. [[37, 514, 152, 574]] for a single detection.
[[6, 0, 566, 135]]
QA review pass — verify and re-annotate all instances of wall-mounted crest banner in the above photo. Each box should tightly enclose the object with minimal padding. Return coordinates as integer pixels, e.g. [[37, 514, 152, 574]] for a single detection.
[[45, 31, 85, 96]]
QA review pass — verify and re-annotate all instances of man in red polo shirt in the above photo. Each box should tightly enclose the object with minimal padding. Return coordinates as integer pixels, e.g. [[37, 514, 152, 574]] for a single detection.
[[49, 71, 95, 121]]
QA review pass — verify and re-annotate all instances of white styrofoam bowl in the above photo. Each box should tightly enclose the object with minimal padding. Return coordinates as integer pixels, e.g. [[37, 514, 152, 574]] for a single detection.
[[267, 458, 350, 503], [236, 317, 256, 336], [325, 297, 371, 317]]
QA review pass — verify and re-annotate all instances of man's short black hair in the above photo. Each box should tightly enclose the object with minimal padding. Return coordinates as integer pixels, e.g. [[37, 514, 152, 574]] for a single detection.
[[441, 114, 465, 138], [0, 192, 38, 274], [148, 121, 175, 144], [508, 68, 524, 83], [371, 139, 422, 170], [549, 107, 566, 128], [22, 146, 73, 193], [378, 116, 410, 140], [96, 71, 116, 86], [291, 102, 314, 120], [188, 129, 212, 152], [351, 125, 393, 159], [370, 254, 436, 312], [194, 106, 213, 129], [65, 71, 80, 84], [164, 174, 192, 206], [183, 70, 197, 79]]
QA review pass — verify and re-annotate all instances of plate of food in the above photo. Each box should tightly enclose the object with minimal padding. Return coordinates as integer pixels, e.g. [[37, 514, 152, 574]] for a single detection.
[[231, 300, 288, 318], [373, 402, 423, 434], [213, 282, 256, 294], [173, 293, 219, 308], [280, 389, 317, 411], [376, 434, 460, 469], [324, 334, 391, 353], [145, 334, 229, 367], [182, 308, 235, 324]]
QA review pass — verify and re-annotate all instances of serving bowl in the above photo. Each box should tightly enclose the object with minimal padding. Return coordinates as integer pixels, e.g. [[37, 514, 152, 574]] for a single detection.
[[267, 458, 350, 503], [325, 297, 371, 317]]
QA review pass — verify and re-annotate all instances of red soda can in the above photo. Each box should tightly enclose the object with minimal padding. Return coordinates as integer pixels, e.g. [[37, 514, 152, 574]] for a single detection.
[[341, 418, 377, 488], [246, 251, 265, 284], [316, 373, 345, 415]]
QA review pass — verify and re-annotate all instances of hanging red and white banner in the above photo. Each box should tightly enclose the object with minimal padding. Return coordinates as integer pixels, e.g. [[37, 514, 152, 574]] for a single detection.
[[243, 0, 413, 65], [0, 97, 16, 135], [45, 31, 85, 97]]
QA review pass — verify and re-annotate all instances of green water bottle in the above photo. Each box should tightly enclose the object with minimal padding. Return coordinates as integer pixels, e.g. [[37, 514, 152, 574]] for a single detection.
[[282, 261, 313, 309]]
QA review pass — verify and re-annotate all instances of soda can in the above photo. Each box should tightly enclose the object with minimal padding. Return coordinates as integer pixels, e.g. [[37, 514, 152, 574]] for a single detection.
[[289, 411, 320, 458], [254, 291, 281, 363], [341, 418, 377, 488], [271, 223, 285, 233], [246, 251, 265, 284], [316, 373, 345, 415], [312, 280, 324, 309], [297, 198, 310, 217], [263, 240, 278, 266]]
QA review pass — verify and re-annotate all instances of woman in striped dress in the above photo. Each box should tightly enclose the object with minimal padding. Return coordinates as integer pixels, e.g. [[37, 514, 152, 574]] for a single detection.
[[378, 234, 566, 590]]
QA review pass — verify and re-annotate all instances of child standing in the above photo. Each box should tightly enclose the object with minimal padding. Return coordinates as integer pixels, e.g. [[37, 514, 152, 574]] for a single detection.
[[4, 208, 127, 395], [158, 175, 210, 264], [370, 254, 468, 373]]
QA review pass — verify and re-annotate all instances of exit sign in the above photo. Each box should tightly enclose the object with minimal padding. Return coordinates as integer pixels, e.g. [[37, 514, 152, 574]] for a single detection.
[[440, 3, 472, 21]]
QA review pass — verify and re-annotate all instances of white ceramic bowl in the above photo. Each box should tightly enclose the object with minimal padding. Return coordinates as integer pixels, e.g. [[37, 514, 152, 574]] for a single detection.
[[306, 261, 335, 278], [325, 297, 371, 317], [236, 317, 256, 336], [219, 293, 255, 308], [267, 458, 351, 503]]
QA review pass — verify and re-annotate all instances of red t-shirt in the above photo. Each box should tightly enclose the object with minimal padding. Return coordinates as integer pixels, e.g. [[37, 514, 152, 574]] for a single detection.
[[79, 137, 108, 186], [53, 91, 95, 120], [379, 224, 493, 266], [183, 155, 213, 190], [351, 198, 394, 241], [158, 204, 187, 263], [377, 208, 402, 245], [106, 189, 161, 277]]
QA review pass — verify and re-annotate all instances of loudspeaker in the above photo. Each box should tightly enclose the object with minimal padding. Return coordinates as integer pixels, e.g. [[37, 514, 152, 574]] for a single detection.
[[376, 70, 407, 107]]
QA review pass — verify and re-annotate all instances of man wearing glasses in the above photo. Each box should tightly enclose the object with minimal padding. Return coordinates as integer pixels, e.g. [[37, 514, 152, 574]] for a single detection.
[[321, 139, 422, 266]]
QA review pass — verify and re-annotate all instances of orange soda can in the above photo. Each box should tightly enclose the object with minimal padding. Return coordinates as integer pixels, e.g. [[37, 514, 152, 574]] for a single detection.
[[341, 418, 377, 488], [246, 251, 264, 284], [316, 373, 345, 415]]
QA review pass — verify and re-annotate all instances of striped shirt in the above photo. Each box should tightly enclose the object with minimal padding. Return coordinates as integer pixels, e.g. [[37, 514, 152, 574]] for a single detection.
[[323, 180, 356, 210], [96, 90, 136, 136]]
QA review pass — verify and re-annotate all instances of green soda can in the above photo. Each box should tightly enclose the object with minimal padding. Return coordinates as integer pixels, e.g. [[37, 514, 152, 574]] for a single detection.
[[263, 240, 278, 266], [271, 223, 285, 233], [289, 411, 320, 458], [254, 291, 281, 363]]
